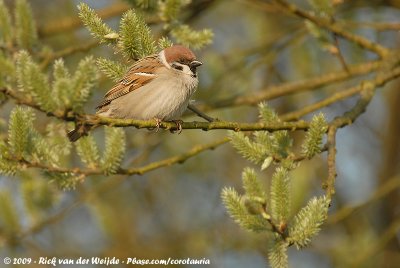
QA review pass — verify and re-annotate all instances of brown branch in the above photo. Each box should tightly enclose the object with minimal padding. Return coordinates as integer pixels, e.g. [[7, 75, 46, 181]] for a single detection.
[[281, 67, 400, 121], [40, 40, 99, 69], [272, 0, 391, 58], [18, 200, 80, 239], [0, 87, 74, 120], [12, 137, 230, 177], [333, 33, 350, 73], [203, 26, 306, 96], [0, 87, 310, 132], [16, 135, 225, 241], [1, 137, 228, 245], [328, 175, 400, 224], [37, 0, 211, 38], [3, 137, 229, 243], [280, 85, 360, 121], [6, 136, 327, 182], [38, 3, 131, 37], [187, 103, 216, 122], [324, 126, 337, 199], [345, 21, 400, 31], [123, 137, 229, 175], [202, 60, 382, 110], [95, 116, 310, 132], [351, 218, 400, 266], [330, 81, 376, 129], [320, 68, 392, 199]]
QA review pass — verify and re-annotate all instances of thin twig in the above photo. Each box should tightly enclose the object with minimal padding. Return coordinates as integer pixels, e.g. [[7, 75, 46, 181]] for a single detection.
[[321, 69, 385, 198], [345, 21, 400, 31], [351, 218, 400, 267], [38, 3, 132, 37], [328, 175, 400, 224], [281, 67, 400, 121], [202, 60, 382, 110], [18, 200, 81, 239], [324, 126, 337, 199], [272, 0, 391, 58], [10, 138, 328, 178], [187, 104, 216, 122], [6, 137, 229, 243], [40, 40, 99, 69], [333, 33, 350, 73], [10, 137, 230, 177], [124, 137, 229, 175]]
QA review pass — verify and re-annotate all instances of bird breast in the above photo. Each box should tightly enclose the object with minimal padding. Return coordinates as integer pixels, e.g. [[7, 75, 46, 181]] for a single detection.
[[106, 69, 198, 120]]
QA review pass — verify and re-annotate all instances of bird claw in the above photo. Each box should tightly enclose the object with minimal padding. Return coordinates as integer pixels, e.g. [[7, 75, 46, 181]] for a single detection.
[[170, 120, 183, 134], [151, 119, 182, 134], [153, 118, 162, 132]]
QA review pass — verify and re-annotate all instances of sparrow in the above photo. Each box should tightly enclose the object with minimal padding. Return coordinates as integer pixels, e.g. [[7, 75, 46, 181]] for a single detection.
[[68, 45, 202, 142]]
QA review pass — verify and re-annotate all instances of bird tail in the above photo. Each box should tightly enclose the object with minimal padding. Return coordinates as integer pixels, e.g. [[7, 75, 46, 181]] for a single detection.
[[67, 124, 91, 142], [67, 129, 83, 142]]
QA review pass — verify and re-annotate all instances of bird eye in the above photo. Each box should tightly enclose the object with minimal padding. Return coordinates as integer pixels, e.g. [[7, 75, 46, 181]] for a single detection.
[[172, 63, 183, 71]]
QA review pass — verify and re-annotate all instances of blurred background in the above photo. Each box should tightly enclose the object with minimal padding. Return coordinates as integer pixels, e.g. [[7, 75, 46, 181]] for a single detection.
[[0, 0, 400, 267]]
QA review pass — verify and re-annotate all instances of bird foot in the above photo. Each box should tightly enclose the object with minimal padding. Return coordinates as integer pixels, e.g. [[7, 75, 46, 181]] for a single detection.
[[153, 118, 163, 132], [169, 120, 183, 134]]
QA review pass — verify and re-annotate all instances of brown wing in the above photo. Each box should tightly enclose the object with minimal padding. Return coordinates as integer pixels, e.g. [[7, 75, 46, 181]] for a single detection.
[[96, 54, 163, 111]]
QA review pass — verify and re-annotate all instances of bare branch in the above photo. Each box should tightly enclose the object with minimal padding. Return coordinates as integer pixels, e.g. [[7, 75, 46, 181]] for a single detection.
[[328, 175, 400, 224], [187, 104, 216, 122], [272, 0, 391, 58], [281, 67, 400, 121], [7, 137, 229, 177], [40, 40, 99, 69], [38, 3, 131, 37], [202, 60, 382, 110]]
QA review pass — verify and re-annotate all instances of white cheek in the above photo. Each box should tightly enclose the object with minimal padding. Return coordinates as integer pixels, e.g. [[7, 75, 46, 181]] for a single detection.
[[182, 64, 193, 76]]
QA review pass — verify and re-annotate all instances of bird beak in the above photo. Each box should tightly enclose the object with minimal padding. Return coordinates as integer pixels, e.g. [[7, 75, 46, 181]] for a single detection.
[[190, 60, 203, 68]]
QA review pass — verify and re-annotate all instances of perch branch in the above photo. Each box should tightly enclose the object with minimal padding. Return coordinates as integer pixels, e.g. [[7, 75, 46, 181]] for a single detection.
[[0, 87, 311, 132]]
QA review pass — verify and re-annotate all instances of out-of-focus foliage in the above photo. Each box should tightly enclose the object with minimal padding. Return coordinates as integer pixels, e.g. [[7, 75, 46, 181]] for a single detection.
[[0, 0, 399, 268]]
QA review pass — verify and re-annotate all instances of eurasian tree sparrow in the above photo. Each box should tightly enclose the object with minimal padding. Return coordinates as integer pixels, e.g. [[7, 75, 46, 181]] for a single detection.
[[68, 45, 202, 142]]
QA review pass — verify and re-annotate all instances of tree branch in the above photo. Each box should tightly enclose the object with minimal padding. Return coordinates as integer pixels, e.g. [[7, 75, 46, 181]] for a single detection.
[[346, 21, 400, 31], [18, 200, 81, 239], [351, 218, 400, 266], [281, 66, 400, 121], [94, 116, 310, 131], [0, 87, 310, 132], [321, 67, 390, 199], [324, 126, 337, 199], [272, 0, 391, 58], [328, 175, 400, 224], [123, 137, 229, 175], [40, 40, 99, 69], [11, 137, 230, 177], [38, 3, 132, 37], [187, 103, 216, 122], [201, 60, 382, 110]]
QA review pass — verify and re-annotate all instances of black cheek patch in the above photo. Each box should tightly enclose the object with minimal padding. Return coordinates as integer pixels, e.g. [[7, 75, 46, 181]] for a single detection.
[[172, 63, 183, 71]]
